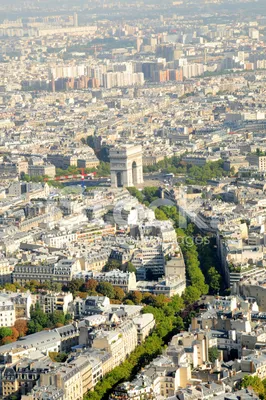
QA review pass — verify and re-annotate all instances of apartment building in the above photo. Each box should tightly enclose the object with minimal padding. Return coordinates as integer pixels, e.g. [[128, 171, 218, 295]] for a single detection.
[[31, 291, 73, 314], [75, 225, 115, 244], [132, 244, 165, 280], [109, 377, 155, 400], [86, 253, 109, 272], [110, 355, 191, 400], [42, 232, 77, 248], [73, 296, 110, 318], [0, 330, 62, 364], [92, 331, 126, 368], [136, 275, 186, 297], [171, 331, 207, 367], [75, 270, 137, 292], [6, 291, 32, 319], [119, 320, 138, 357], [13, 263, 55, 285], [28, 164, 56, 178], [133, 313, 155, 343], [0, 260, 12, 286], [247, 154, 266, 171], [13, 259, 81, 285], [21, 386, 64, 400], [40, 364, 83, 400], [68, 356, 93, 396], [238, 276, 266, 312], [0, 296, 15, 327], [241, 353, 266, 380], [46, 154, 78, 169], [2, 358, 54, 399], [56, 323, 80, 353]]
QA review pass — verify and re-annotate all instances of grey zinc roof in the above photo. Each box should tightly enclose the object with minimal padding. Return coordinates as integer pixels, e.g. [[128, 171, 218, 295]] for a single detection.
[[0, 329, 61, 354]]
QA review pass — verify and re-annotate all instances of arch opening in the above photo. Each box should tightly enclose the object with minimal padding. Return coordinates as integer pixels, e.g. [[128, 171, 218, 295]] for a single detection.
[[132, 161, 137, 185], [116, 172, 123, 187]]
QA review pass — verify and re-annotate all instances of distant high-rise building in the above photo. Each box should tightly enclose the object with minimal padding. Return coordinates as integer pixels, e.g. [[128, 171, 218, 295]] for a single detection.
[[169, 68, 183, 82], [73, 13, 78, 28], [152, 70, 169, 82], [136, 36, 143, 52]]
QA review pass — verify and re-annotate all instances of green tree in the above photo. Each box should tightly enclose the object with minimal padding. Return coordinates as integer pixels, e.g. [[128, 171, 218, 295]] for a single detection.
[[208, 346, 219, 363], [113, 286, 125, 302], [49, 311, 65, 326], [84, 279, 98, 292], [124, 299, 134, 305], [175, 315, 185, 331], [96, 161, 110, 177], [152, 294, 170, 308], [96, 282, 115, 298], [8, 395, 19, 400], [126, 187, 144, 203], [103, 260, 121, 272], [49, 351, 68, 363], [64, 313, 72, 324], [124, 262, 136, 273], [30, 303, 48, 327], [182, 286, 201, 305], [155, 208, 168, 221], [27, 320, 43, 334], [207, 267, 222, 294], [142, 293, 156, 305], [127, 291, 143, 305], [242, 375, 265, 397], [3, 283, 19, 292], [142, 187, 160, 203], [167, 294, 184, 314], [67, 279, 84, 294], [0, 327, 13, 340], [25, 280, 41, 292]]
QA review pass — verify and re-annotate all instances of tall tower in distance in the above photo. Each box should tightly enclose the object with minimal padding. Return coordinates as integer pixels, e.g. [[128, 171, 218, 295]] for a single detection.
[[73, 13, 78, 28]]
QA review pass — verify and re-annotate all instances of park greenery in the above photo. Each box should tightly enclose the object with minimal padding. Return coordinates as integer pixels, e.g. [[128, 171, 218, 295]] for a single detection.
[[55, 161, 110, 178], [143, 156, 231, 185], [28, 303, 72, 334], [0, 281, 64, 294], [21, 174, 49, 183], [127, 186, 161, 205], [21, 173, 64, 188], [241, 375, 266, 399]]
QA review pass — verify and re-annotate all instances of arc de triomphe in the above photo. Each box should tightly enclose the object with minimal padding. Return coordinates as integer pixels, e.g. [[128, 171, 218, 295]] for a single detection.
[[110, 144, 143, 188]]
